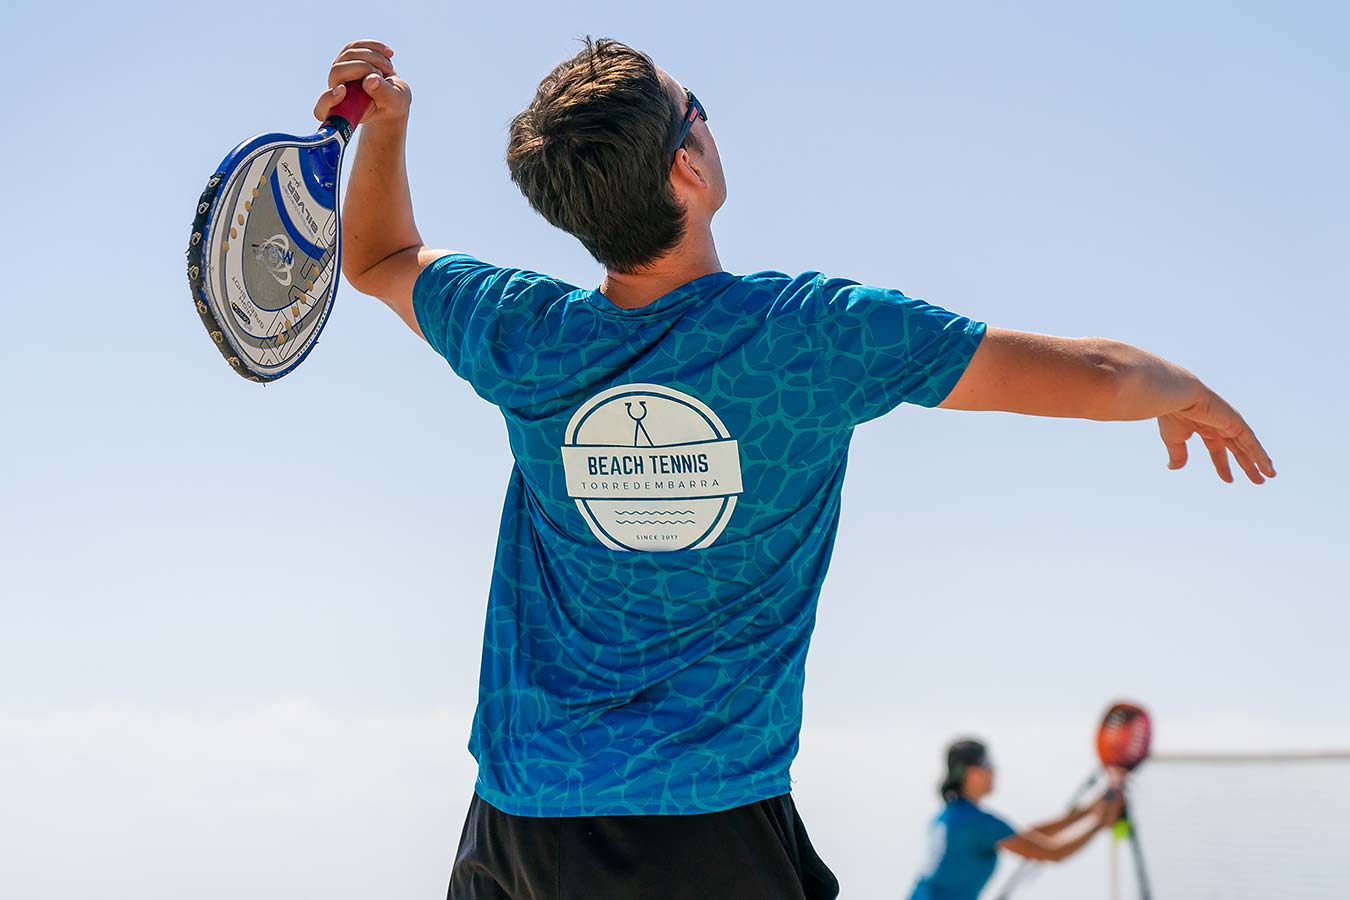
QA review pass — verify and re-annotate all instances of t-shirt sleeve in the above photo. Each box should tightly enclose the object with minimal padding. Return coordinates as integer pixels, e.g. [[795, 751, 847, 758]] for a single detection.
[[810, 276, 986, 425], [412, 253, 575, 403], [973, 808, 1017, 847]]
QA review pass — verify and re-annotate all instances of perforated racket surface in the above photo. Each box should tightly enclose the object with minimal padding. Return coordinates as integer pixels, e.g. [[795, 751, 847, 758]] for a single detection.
[[1097, 701, 1153, 772], [187, 84, 369, 381]]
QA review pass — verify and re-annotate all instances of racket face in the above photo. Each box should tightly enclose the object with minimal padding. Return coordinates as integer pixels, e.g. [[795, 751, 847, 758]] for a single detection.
[[188, 128, 346, 381], [1097, 702, 1152, 771]]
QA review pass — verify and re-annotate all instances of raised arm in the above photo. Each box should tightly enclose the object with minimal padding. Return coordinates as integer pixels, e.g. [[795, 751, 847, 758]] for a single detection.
[[312, 40, 449, 338], [939, 328, 1276, 484]]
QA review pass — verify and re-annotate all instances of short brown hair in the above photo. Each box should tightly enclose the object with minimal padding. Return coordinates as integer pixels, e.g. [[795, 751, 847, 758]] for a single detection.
[[507, 39, 691, 273]]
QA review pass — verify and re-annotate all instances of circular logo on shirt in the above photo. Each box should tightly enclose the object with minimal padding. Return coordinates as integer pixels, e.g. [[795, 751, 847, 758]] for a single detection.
[[561, 383, 743, 551]]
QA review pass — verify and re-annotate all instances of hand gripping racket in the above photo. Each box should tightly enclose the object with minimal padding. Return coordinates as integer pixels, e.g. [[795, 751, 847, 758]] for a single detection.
[[186, 82, 370, 382], [992, 701, 1153, 900]]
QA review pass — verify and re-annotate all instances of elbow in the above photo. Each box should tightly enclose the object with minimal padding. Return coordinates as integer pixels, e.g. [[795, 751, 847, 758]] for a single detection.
[[342, 258, 376, 296], [341, 242, 426, 298]]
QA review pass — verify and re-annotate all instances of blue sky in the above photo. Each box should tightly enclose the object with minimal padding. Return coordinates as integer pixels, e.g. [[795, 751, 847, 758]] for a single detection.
[[2, 1, 1347, 897]]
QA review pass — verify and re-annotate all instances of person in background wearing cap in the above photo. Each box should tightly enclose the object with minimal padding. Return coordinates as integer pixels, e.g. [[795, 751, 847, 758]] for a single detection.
[[908, 739, 1123, 900]]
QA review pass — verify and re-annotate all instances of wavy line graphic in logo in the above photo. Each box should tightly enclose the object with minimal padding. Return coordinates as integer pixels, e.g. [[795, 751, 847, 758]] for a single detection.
[[252, 234, 294, 286], [561, 384, 743, 551]]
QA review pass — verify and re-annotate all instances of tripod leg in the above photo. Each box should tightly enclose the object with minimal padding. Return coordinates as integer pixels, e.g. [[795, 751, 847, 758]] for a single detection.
[[1121, 802, 1154, 900]]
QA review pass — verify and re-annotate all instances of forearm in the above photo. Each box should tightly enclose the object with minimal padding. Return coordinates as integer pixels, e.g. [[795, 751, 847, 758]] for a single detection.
[[1010, 813, 1105, 862], [942, 326, 1273, 482], [341, 120, 423, 284], [1028, 804, 1094, 837], [942, 329, 1207, 421], [1043, 819, 1102, 860]]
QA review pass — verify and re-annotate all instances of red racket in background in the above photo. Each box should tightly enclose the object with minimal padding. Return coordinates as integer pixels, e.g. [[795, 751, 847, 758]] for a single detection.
[[993, 701, 1153, 900], [1099, 701, 1152, 773], [1099, 702, 1154, 900]]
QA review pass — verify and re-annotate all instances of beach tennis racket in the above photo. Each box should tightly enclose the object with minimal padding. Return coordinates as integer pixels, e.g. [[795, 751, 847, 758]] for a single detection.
[[186, 82, 370, 382], [992, 701, 1153, 900], [1097, 702, 1154, 900], [1097, 701, 1152, 772]]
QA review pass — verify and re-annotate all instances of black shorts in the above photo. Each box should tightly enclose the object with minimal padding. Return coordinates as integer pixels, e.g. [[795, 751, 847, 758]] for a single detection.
[[448, 792, 840, 900]]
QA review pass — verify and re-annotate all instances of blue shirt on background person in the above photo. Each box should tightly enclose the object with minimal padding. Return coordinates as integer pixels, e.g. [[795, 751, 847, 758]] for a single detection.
[[909, 798, 1016, 900], [906, 737, 1125, 899]]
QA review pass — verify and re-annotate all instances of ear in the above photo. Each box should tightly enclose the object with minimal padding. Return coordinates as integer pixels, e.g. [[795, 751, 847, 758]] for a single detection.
[[671, 147, 710, 191]]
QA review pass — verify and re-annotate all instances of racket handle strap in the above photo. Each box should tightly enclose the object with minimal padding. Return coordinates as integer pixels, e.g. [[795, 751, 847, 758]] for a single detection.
[[327, 80, 373, 131]]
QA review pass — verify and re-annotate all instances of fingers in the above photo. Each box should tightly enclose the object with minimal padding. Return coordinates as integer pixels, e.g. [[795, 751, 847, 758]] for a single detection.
[[1201, 432, 1234, 483], [1234, 425, 1276, 480], [1225, 437, 1267, 485], [332, 45, 394, 77], [335, 46, 395, 71], [313, 82, 345, 121], [1160, 399, 1276, 485], [317, 41, 402, 122], [327, 57, 395, 90], [1164, 437, 1188, 471], [1161, 429, 1273, 485], [1193, 390, 1277, 483], [342, 39, 394, 57], [1157, 417, 1190, 470], [359, 72, 400, 103]]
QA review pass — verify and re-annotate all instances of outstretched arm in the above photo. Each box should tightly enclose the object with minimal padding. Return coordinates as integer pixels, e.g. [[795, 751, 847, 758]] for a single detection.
[[312, 40, 449, 338], [1022, 801, 1097, 838], [998, 790, 1122, 862], [938, 329, 1276, 484]]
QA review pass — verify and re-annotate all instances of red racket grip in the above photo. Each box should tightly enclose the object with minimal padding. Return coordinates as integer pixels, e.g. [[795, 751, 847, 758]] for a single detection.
[[326, 79, 373, 129]]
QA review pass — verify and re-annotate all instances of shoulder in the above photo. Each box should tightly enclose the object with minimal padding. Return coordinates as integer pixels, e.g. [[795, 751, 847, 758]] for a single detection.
[[412, 253, 582, 367], [970, 804, 1015, 836], [415, 253, 579, 307], [735, 270, 930, 325], [942, 801, 1014, 844], [722, 269, 835, 326], [947, 799, 1005, 826], [943, 799, 974, 820]]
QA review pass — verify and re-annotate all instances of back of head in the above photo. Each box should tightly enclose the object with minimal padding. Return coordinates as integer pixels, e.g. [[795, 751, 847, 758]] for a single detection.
[[507, 38, 688, 274], [940, 738, 990, 802]]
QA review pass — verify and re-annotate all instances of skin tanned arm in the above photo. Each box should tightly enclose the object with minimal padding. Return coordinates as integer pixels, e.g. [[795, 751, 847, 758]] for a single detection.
[[312, 40, 450, 338], [998, 790, 1123, 862], [939, 328, 1276, 485]]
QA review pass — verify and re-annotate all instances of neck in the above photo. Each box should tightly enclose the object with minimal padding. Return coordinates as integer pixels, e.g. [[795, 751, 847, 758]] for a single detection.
[[600, 223, 722, 310]]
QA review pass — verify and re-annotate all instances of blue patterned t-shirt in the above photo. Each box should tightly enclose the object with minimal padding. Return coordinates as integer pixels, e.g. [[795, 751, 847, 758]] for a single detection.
[[413, 255, 985, 817]]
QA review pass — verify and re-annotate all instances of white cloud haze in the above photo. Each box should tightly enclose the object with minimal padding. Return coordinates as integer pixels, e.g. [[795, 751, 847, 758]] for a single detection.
[[5, 702, 1347, 899]]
